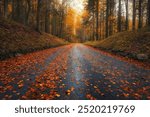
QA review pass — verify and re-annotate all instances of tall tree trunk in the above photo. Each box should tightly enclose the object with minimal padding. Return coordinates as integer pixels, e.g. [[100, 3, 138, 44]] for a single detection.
[[132, 0, 136, 30], [12, 0, 15, 20], [36, 0, 42, 32], [103, 9, 105, 39], [52, 15, 57, 35], [92, 11, 95, 41], [25, 0, 31, 25], [99, 13, 102, 39], [148, 0, 150, 26], [16, 0, 22, 23], [138, 0, 142, 29], [96, 0, 99, 40], [106, 0, 109, 38], [45, 0, 50, 33], [0, 0, 2, 17], [16, 0, 20, 20], [118, 0, 121, 32], [109, 0, 115, 36], [125, 0, 129, 30], [4, 0, 8, 18], [59, 11, 64, 38]]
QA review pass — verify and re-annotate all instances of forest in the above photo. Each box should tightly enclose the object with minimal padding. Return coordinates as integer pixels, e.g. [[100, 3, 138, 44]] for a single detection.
[[0, 0, 150, 41], [81, 0, 150, 41]]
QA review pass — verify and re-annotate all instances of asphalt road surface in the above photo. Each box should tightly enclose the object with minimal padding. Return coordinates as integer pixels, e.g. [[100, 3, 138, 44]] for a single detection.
[[0, 44, 150, 100]]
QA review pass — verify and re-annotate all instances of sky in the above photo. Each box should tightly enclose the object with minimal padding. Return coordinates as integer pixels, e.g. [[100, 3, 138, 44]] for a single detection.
[[69, 0, 85, 13]]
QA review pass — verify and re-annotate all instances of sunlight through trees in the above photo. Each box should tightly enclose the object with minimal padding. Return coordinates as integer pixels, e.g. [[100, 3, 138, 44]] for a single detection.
[[0, 0, 150, 42]]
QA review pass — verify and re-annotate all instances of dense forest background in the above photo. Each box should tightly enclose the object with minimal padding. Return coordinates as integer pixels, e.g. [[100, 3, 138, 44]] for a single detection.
[[80, 0, 150, 41], [0, 0, 80, 42], [0, 0, 150, 41]]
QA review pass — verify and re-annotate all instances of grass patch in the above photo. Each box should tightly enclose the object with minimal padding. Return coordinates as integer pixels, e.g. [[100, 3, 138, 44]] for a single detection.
[[0, 18, 68, 60]]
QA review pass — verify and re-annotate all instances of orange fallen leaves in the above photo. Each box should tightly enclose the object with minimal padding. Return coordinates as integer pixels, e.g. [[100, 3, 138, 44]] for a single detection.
[[86, 94, 96, 100]]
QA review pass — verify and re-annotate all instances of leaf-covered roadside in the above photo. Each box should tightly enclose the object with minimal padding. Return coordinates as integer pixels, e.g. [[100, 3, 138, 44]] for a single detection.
[[85, 28, 150, 63], [0, 18, 68, 60]]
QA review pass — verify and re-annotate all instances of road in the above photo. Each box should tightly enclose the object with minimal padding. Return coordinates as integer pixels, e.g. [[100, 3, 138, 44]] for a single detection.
[[0, 44, 150, 100]]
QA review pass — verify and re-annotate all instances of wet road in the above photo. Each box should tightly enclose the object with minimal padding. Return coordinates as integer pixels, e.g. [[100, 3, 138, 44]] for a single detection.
[[0, 44, 150, 100]]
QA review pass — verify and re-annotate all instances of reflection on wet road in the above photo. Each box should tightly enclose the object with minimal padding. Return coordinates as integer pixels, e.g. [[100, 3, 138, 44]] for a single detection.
[[0, 44, 150, 100]]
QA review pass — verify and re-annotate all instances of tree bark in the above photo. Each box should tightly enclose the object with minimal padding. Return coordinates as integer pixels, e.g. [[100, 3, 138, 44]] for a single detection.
[[12, 0, 15, 20], [118, 0, 121, 32], [25, 0, 31, 25], [132, 0, 136, 30], [92, 11, 95, 41], [59, 11, 64, 38], [36, 0, 42, 32], [106, 0, 109, 38], [148, 0, 150, 26], [99, 13, 102, 39], [138, 0, 142, 29], [4, 0, 8, 18], [125, 0, 129, 30], [96, 0, 99, 40], [15, 0, 23, 23], [16, 0, 20, 20], [109, 0, 115, 36], [45, 0, 50, 33]]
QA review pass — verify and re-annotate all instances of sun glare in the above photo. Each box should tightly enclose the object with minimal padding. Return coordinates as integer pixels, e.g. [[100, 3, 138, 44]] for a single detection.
[[70, 0, 84, 13]]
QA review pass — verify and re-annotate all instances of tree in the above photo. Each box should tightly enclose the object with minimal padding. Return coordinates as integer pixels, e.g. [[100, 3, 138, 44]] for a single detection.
[[12, 0, 15, 20], [96, 0, 99, 40], [25, 0, 31, 25], [45, 0, 50, 33], [92, 11, 95, 40], [125, 0, 129, 30], [106, 0, 109, 37], [59, 0, 67, 38], [4, 0, 8, 18], [16, 0, 22, 23], [138, 0, 142, 29], [109, 0, 115, 36], [87, 0, 96, 40], [132, 0, 136, 30], [118, 0, 122, 32], [36, 0, 42, 32], [148, 0, 150, 26]]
